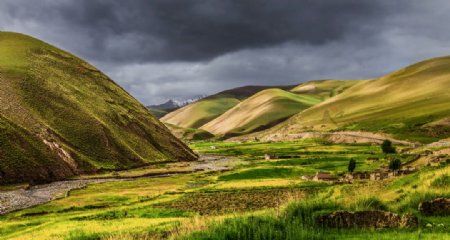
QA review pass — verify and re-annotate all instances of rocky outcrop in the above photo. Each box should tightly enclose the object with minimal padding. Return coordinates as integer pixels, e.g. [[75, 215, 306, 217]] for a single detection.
[[419, 198, 450, 216], [317, 210, 418, 228]]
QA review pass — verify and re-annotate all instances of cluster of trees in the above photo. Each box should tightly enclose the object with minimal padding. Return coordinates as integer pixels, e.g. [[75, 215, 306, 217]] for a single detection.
[[382, 140, 401, 171], [347, 140, 400, 173]]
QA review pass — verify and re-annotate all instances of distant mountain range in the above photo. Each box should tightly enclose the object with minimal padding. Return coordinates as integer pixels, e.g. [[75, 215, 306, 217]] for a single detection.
[[147, 96, 205, 118]]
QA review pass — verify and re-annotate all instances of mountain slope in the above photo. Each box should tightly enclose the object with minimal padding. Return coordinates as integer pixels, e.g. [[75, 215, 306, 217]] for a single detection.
[[0, 32, 197, 184], [165, 123, 214, 141], [264, 56, 450, 142], [205, 85, 296, 100], [161, 85, 295, 129], [147, 100, 179, 118], [200, 88, 321, 136], [291, 79, 362, 99], [161, 97, 240, 129]]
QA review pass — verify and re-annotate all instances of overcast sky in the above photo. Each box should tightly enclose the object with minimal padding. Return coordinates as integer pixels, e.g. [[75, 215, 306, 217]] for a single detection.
[[1, 1, 450, 104]]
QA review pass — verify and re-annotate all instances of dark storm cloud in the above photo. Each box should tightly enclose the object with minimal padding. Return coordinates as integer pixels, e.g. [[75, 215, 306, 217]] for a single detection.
[[2, 1, 450, 105], [1, 0, 387, 62]]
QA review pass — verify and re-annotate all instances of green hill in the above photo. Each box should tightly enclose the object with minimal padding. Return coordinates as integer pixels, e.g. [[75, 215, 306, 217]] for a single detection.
[[0, 32, 197, 184], [206, 85, 296, 100], [161, 85, 296, 129], [265, 56, 450, 143], [148, 107, 170, 118], [165, 123, 214, 141], [200, 88, 321, 137], [291, 79, 362, 100], [161, 97, 240, 129]]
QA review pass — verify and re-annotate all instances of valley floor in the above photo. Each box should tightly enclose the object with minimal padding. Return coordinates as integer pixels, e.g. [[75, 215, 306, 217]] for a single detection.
[[0, 140, 449, 239]]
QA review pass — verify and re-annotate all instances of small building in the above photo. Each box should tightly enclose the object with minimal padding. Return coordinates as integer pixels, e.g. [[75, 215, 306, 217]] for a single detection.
[[264, 154, 276, 160], [370, 171, 391, 180], [398, 166, 416, 175], [352, 171, 370, 180], [313, 171, 338, 182], [344, 172, 370, 180], [210, 146, 217, 150], [301, 175, 314, 181]]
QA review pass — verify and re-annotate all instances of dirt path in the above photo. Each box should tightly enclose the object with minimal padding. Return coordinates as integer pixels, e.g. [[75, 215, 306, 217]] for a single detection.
[[252, 131, 418, 146], [0, 155, 232, 215]]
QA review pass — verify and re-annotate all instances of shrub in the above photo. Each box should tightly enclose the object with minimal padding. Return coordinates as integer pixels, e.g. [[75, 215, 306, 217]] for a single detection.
[[381, 140, 396, 154], [389, 159, 402, 171], [348, 159, 356, 173]]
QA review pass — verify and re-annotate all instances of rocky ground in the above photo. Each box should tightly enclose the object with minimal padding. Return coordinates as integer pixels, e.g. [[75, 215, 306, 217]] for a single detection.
[[0, 155, 232, 215], [0, 179, 114, 214]]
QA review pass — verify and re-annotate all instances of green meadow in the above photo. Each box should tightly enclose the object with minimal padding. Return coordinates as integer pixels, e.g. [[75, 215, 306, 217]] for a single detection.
[[1, 139, 449, 239]]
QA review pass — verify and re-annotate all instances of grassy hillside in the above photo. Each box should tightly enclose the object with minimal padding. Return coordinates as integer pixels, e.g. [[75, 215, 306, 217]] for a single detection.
[[161, 85, 295, 129], [165, 123, 214, 141], [206, 85, 296, 100], [148, 107, 170, 118], [0, 32, 197, 184], [265, 56, 450, 143], [161, 97, 240, 128], [291, 79, 363, 100], [201, 88, 321, 136]]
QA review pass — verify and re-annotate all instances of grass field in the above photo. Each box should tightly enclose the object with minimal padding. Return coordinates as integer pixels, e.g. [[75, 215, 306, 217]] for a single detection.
[[1, 139, 448, 239]]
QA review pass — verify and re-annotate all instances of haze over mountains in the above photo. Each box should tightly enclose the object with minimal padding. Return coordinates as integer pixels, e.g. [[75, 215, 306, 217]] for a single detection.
[[0, 32, 196, 184]]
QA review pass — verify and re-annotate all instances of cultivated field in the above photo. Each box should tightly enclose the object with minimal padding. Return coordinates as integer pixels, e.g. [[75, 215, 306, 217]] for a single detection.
[[1, 139, 449, 239]]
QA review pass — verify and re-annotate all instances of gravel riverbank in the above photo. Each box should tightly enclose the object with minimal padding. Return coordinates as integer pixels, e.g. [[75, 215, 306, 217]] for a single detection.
[[0, 155, 232, 215]]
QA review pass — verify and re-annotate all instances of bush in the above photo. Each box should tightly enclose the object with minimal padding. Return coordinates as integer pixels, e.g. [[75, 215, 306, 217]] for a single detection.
[[389, 159, 402, 171], [348, 159, 356, 173], [381, 140, 396, 154]]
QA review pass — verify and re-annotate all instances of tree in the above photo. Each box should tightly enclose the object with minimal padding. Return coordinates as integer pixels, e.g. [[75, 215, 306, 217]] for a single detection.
[[389, 159, 402, 172], [348, 158, 356, 173], [381, 140, 396, 154]]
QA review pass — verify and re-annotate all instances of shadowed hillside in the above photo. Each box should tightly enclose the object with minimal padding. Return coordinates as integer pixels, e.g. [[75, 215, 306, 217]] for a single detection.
[[0, 32, 197, 184]]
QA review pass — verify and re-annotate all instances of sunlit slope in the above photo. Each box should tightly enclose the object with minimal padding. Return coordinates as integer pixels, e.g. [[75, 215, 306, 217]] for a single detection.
[[161, 97, 240, 128], [201, 88, 321, 136], [291, 79, 362, 100], [267, 56, 450, 142], [0, 32, 197, 184], [161, 85, 295, 129]]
